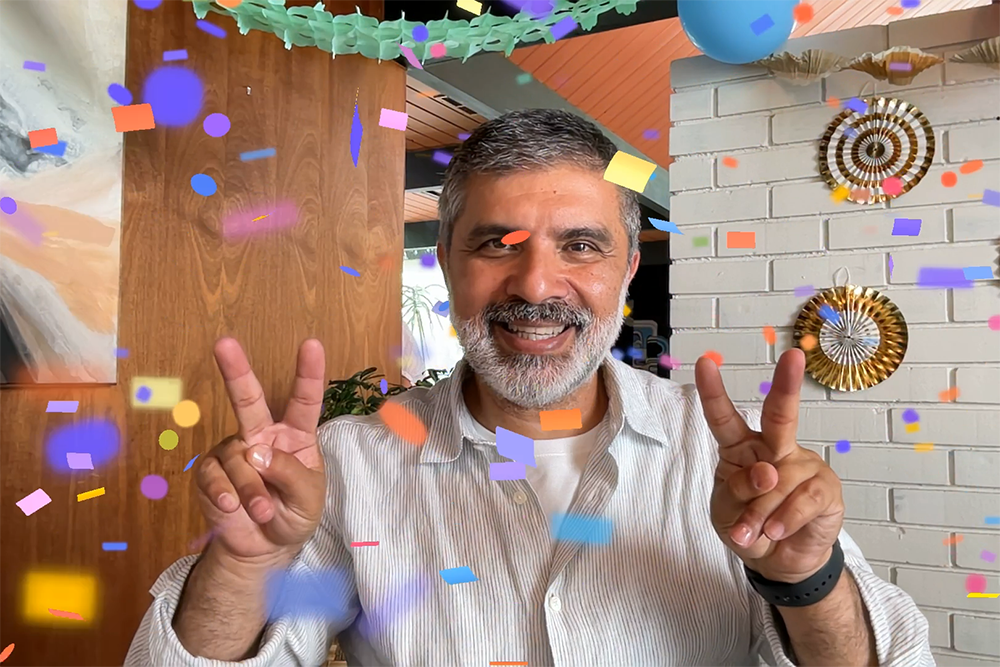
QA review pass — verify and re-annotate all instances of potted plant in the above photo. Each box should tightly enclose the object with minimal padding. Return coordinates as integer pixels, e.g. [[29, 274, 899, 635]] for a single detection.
[[318, 367, 450, 426]]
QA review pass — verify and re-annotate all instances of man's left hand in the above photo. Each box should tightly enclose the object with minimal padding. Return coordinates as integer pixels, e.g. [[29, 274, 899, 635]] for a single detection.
[[695, 349, 845, 584]]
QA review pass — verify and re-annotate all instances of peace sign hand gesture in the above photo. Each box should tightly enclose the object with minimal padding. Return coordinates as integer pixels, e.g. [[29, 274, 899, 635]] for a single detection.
[[193, 338, 328, 570], [695, 349, 845, 583]]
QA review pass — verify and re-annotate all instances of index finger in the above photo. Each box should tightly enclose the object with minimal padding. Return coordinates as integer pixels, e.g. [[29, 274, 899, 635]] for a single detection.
[[214, 337, 274, 437], [695, 355, 753, 449], [759, 349, 805, 457]]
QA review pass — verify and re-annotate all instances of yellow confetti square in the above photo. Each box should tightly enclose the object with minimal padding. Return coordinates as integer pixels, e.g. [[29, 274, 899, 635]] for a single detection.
[[830, 185, 849, 203], [603, 151, 657, 193], [623, 304, 632, 317], [77, 487, 105, 502], [21, 569, 99, 627], [130, 376, 183, 409], [456, 0, 482, 15], [914, 443, 934, 452], [905, 423, 920, 433]]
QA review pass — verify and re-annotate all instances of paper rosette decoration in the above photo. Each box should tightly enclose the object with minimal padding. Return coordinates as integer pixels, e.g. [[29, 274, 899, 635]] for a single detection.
[[794, 285, 908, 392], [818, 96, 935, 205]]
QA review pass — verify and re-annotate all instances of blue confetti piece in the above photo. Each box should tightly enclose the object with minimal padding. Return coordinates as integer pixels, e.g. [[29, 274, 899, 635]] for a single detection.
[[107, 83, 133, 106], [749, 13, 774, 36], [350, 103, 363, 168], [45, 418, 120, 473], [649, 218, 683, 234], [190, 173, 217, 196], [34, 141, 67, 157], [892, 218, 921, 236], [983, 189, 999, 207], [240, 147, 276, 162], [115, 347, 130, 358], [818, 304, 841, 325], [380, 378, 388, 394], [135, 386, 152, 403], [552, 513, 612, 545], [611, 348, 625, 361], [963, 266, 994, 281], [902, 408, 920, 424], [900, 0, 920, 7], [432, 300, 449, 317], [102, 542, 128, 551], [439, 566, 478, 585], [340, 265, 360, 277], [266, 568, 355, 621], [183, 455, 199, 471], [918, 267, 972, 289], [412, 25, 429, 42], [163, 49, 188, 61], [549, 16, 577, 40], [489, 461, 527, 481], [23, 60, 46, 72], [986, 516, 1000, 525], [196, 20, 226, 39], [845, 97, 868, 114], [888, 254, 893, 278], [46, 400, 79, 413], [496, 427, 536, 467], [835, 440, 851, 454]]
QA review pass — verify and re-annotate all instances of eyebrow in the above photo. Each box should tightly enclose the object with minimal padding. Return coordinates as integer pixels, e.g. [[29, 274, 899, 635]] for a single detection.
[[464, 223, 614, 246]]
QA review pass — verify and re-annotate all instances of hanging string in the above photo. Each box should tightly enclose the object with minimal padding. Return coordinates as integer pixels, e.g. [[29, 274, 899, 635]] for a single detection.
[[833, 266, 852, 287]]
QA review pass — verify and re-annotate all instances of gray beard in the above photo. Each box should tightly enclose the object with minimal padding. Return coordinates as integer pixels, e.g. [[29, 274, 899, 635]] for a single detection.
[[452, 282, 629, 409]]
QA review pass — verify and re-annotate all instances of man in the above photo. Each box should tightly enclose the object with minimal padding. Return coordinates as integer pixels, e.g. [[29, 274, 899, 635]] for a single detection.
[[126, 109, 932, 666]]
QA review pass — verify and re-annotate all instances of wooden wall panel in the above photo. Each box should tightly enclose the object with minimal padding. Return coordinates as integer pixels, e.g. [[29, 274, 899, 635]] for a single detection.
[[0, 1, 402, 664]]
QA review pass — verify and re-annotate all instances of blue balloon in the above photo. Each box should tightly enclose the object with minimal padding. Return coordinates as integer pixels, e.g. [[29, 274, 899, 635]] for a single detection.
[[678, 0, 797, 65]]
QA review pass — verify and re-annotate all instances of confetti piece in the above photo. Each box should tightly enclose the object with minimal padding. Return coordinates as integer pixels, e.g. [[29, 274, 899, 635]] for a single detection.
[[749, 13, 774, 36], [496, 427, 536, 467], [643, 129, 660, 140], [33, 140, 67, 158], [703, 350, 723, 367], [658, 355, 681, 370], [190, 173, 217, 196], [23, 60, 46, 71], [939, 387, 960, 403], [852, 187, 870, 202], [134, 0, 163, 8], [66, 452, 94, 470], [726, 231, 755, 249], [48, 609, 84, 621], [942, 535, 964, 546], [603, 151, 657, 193], [983, 189, 999, 207], [378, 402, 427, 445], [800, 334, 817, 351], [888, 254, 894, 277], [141, 474, 169, 500], [982, 550, 997, 563], [882, 177, 903, 196], [439, 566, 478, 585], [380, 378, 388, 394], [692, 236, 709, 248], [183, 455, 199, 471], [112, 103, 155, 133], [539, 409, 583, 431], [16, 489, 52, 516], [456, 0, 482, 15], [0, 197, 15, 215], [350, 102, 363, 167], [0, 643, 13, 663], [163, 49, 188, 61], [432, 300, 449, 316], [968, 592, 999, 598], [430, 43, 448, 59], [966, 573, 987, 593], [432, 150, 452, 166], [963, 266, 994, 280], [914, 443, 934, 452], [458, 132, 471, 140], [28, 128, 57, 149], [340, 266, 360, 277], [77, 487, 105, 502], [830, 185, 850, 203], [845, 97, 867, 114], [203, 112, 230, 137], [552, 513, 612, 544], [759, 381, 772, 395], [918, 267, 971, 289], [722, 156, 738, 168], [107, 83, 133, 106], [985, 516, 1000, 525], [886, 6, 903, 16], [399, 45, 423, 69], [196, 20, 226, 38], [959, 159, 983, 175], [623, 304, 632, 317], [412, 25, 429, 41], [989, 315, 1000, 331], [892, 218, 921, 236], [490, 461, 527, 480], [22, 571, 97, 626], [649, 218, 683, 234], [240, 147, 276, 162], [351, 541, 380, 547], [826, 97, 840, 108], [158, 429, 179, 451], [794, 285, 815, 297], [46, 400, 79, 413], [501, 230, 531, 245], [818, 303, 841, 324], [792, 3, 814, 23], [102, 542, 128, 551], [550, 15, 577, 40], [172, 400, 201, 428], [902, 408, 919, 423], [834, 440, 851, 453], [223, 200, 297, 239], [900, 0, 920, 7], [941, 171, 957, 188], [887, 62, 912, 71], [378, 108, 408, 131], [762, 326, 776, 345], [905, 423, 921, 434]]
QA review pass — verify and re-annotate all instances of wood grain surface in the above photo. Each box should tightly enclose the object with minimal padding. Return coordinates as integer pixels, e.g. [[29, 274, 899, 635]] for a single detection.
[[0, 1, 403, 664]]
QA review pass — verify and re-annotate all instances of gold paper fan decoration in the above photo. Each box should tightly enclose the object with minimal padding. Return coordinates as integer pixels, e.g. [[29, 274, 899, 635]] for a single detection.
[[794, 285, 908, 392]]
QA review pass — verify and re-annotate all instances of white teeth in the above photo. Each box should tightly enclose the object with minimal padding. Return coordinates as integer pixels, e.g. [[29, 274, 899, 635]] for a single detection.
[[504, 323, 568, 340]]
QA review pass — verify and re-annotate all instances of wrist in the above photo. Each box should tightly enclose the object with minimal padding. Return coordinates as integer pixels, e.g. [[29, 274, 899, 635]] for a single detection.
[[203, 542, 296, 583]]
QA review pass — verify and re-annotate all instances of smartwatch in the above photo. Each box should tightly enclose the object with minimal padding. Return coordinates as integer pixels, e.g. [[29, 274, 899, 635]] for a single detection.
[[744, 539, 845, 608]]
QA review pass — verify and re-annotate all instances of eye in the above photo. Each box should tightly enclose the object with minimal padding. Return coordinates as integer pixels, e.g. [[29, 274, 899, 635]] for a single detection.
[[566, 242, 596, 253], [484, 238, 515, 250]]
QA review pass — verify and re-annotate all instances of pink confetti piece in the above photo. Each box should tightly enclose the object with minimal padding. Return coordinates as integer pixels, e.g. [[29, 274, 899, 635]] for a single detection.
[[66, 452, 94, 470], [378, 108, 408, 131], [658, 355, 681, 370], [16, 488, 52, 516], [47, 609, 84, 621], [981, 550, 997, 563], [399, 45, 423, 70]]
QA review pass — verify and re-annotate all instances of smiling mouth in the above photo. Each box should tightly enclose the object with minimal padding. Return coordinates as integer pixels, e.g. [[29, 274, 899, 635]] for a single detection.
[[496, 321, 575, 341]]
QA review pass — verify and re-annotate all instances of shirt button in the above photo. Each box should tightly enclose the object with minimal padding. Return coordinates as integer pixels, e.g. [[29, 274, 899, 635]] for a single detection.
[[548, 595, 562, 611], [512, 490, 528, 505]]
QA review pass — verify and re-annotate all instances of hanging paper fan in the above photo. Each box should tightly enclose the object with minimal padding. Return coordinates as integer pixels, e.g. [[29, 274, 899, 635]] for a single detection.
[[794, 285, 908, 392], [818, 96, 935, 205]]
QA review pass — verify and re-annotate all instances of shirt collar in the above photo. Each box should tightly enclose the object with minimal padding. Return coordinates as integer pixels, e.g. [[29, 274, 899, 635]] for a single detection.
[[418, 354, 670, 464]]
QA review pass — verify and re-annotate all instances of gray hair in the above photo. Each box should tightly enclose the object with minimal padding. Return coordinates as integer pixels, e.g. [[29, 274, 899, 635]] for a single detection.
[[437, 109, 641, 257]]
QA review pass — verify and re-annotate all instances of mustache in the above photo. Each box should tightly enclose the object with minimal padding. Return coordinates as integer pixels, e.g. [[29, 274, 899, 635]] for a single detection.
[[482, 300, 592, 328]]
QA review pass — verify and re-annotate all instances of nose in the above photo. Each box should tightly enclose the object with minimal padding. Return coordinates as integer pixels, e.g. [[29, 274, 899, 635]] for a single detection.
[[504, 241, 569, 304]]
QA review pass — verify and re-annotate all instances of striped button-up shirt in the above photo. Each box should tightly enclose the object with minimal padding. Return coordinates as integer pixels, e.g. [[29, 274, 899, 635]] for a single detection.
[[126, 356, 933, 666]]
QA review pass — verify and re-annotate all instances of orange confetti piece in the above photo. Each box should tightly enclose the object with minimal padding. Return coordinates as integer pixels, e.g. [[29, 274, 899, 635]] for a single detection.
[[792, 3, 814, 23], [0, 644, 13, 663], [28, 128, 57, 149], [938, 387, 959, 403], [377, 401, 427, 445], [762, 326, 776, 345], [47, 609, 84, 621], [960, 160, 983, 175], [943, 535, 964, 546], [826, 97, 840, 108], [914, 443, 934, 452], [501, 230, 530, 245], [852, 188, 870, 202], [703, 350, 723, 367], [800, 334, 817, 351], [111, 103, 155, 133], [726, 231, 756, 249], [886, 6, 903, 16], [941, 171, 957, 188], [721, 156, 738, 168], [539, 409, 583, 431]]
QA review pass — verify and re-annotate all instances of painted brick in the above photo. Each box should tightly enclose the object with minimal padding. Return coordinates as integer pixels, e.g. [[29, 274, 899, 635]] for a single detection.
[[668, 369, 694, 386], [954, 451, 1000, 489], [886, 287, 951, 324], [825, 70, 884, 103], [892, 406, 1000, 446], [784, 25, 888, 60], [717, 145, 818, 187], [947, 123, 1000, 163], [669, 297, 714, 328], [953, 286, 1000, 323], [931, 651, 1000, 666], [905, 327, 1000, 364], [893, 489, 1000, 529], [833, 446, 948, 485], [844, 521, 950, 566], [670, 88, 713, 122], [954, 615, 1000, 657], [897, 85, 1000, 131], [955, 532, 1000, 572], [828, 366, 950, 403], [896, 566, 1000, 613], [670, 187, 768, 225], [717, 218, 822, 257], [888, 244, 998, 286], [719, 292, 804, 328], [828, 206, 949, 250], [669, 115, 769, 157], [868, 563, 892, 582], [772, 179, 856, 218], [712, 366, 825, 403], [952, 204, 1000, 243], [670, 259, 768, 295], [773, 253, 885, 291], [798, 407, 887, 442], [888, 4, 1000, 49], [956, 368, 1000, 405], [718, 78, 822, 117], [670, 227, 715, 260], [668, 331, 767, 366], [919, 607, 952, 648], [843, 484, 890, 520], [945, 50, 1000, 85], [890, 162, 1000, 210], [669, 157, 713, 193], [771, 105, 841, 146], [670, 57, 766, 91]]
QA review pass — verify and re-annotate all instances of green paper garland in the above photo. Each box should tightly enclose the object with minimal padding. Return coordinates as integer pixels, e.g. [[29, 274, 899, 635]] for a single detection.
[[191, 0, 639, 62]]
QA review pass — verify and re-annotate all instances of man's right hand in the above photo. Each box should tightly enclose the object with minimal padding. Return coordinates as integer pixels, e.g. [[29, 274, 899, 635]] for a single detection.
[[194, 337, 328, 569]]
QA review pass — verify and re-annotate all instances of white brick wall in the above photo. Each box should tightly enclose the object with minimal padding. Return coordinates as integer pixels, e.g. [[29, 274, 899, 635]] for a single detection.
[[667, 5, 1000, 660]]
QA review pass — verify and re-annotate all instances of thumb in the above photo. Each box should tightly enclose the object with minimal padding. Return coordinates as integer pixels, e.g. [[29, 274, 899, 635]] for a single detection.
[[246, 445, 325, 513]]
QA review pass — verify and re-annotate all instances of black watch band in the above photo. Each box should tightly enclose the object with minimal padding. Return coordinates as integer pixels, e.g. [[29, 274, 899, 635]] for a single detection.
[[744, 539, 844, 608]]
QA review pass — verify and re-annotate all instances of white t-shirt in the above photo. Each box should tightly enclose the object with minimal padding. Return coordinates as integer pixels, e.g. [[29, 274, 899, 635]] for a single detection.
[[469, 416, 603, 535]]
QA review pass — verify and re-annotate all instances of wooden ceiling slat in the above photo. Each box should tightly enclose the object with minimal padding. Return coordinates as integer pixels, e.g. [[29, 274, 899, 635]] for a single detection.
[[406, 114, 461, 147], [408, 95, 484, 133], [407, 104, 470, 141], [567, 27, 675, 112]]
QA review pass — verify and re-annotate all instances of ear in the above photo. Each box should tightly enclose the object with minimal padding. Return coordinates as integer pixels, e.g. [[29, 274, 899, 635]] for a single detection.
[[436, 242, 449, 288], [626, 247, 641, 283]]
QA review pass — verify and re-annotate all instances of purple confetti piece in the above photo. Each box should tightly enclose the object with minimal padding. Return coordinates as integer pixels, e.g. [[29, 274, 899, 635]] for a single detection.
[[380, 378, 388, 394], [643, 129, 660, 140], [163, 49, 188, 62], [420, 253, 435, 268], [843, 127, 858, 139], [107, 83, 133, 106], [496, 427, 536, 467], [982, 550, 997, 563], [412, 25, 429, 42], [1, 206, 44, 245], [432, 300, 449, 317], [549, 16, 577, 41], [196, 20, 226, 39], [458, 132, 470, 141], [66, 452, 94, 470], [23, 60, 46, 72], [902, 408, 919, 423], [917, 267, 972, 289], [340, 266, 360, 277], [759, 381, 772, 395], [750, 13, 775, 36], [845, 97, 868, 114], [888, 62, 913, 71], [892, 218, 922, 236], [489, 461, 527, 481], [115, 347, 129, 358], [432, 150, 452, 166], [900, 0, 921, 8], [794, 285, 816, 298], [983, 189, 999, 207], [888, 254, 894, 278], [350, 103, 363, 168], [46, 400, 79, 413], [835, 440, 851, 454], [398, 45, 423, 70]]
